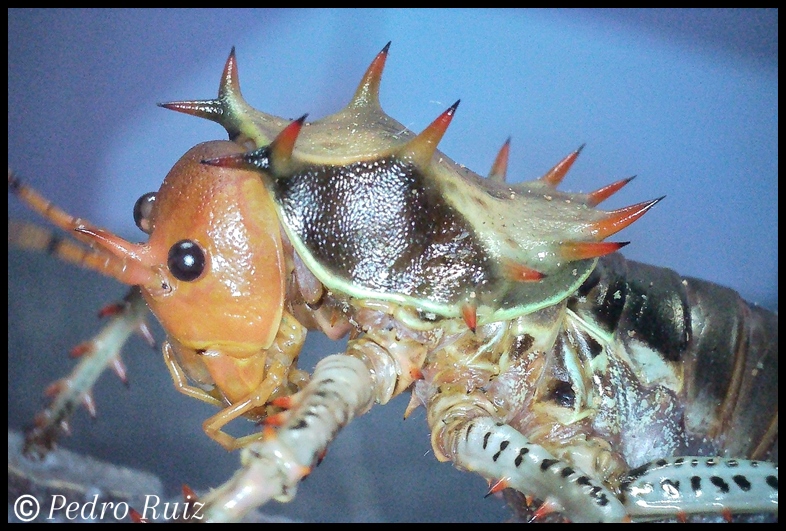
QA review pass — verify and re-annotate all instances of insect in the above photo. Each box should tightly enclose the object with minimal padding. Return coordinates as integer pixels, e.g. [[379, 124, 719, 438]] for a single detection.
[[9, 43, 777, 522]]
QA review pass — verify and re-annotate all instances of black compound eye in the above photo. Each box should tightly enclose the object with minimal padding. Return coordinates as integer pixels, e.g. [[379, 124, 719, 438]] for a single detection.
[[547, 380, 576, 409], [133, 192, 157, 234], [167, 240, 205, 282]]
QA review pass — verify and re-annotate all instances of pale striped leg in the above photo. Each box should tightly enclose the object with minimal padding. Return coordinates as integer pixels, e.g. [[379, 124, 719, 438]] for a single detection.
[[620, 457, 778, 521], [443, 416, 628, 522], [198, 354, 377, 522], [24, 288, 148, 456]]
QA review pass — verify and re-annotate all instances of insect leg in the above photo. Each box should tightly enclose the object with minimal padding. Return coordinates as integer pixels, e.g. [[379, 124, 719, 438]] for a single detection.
[[200, 346, 305, 451], [619, 457, 778, 521], [197, 327, 423, 522], [162, 342, 224, 407], [23, 288, 148, 456], [437, 412, 628, 522], [197, 353, 376, 522]]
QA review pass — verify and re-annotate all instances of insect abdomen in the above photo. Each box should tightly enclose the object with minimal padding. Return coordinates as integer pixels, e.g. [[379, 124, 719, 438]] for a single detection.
[[571, 253, 778, 462]]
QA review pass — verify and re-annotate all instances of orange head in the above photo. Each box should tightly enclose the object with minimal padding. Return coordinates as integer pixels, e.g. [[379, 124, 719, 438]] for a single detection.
[[78, 140, 285, 356]]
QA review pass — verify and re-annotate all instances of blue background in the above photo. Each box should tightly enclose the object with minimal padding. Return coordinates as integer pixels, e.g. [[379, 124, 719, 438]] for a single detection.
[[8, 9, 777, 522]]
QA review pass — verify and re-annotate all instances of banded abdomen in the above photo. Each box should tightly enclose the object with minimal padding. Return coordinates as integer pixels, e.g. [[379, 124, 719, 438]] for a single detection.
[[569, 253, 777, 466]]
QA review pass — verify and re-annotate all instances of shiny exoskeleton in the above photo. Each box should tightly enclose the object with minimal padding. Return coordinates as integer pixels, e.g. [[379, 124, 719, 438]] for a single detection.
[[9, 43, 777, 522]]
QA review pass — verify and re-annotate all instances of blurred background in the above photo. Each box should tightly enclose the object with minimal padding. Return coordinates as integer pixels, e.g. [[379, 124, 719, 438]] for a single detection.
[[8, 9, 777, 522]]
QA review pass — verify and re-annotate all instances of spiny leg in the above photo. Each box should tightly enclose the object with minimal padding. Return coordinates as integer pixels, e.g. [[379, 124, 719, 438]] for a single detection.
[[620, 457, 778, 521], [23, 288, 149, 456], [437, 413, 628, 522], [198, 353, 377, 522], [195, 327, 431, 522]]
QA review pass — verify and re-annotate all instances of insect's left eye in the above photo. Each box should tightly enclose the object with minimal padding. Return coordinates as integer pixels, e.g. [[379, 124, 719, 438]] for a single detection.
[[167, 239, 206, 282], [133, 192, 157, 234]]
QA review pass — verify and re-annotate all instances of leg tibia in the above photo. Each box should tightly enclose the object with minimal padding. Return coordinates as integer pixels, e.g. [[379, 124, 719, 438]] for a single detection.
[[446, 416, 628, 522], [199, 354, 376, 522], [620, 457, 778, 521]]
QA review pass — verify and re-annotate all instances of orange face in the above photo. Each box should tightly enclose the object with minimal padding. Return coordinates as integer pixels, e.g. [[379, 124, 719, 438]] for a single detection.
[[83, 140, 285, 356]]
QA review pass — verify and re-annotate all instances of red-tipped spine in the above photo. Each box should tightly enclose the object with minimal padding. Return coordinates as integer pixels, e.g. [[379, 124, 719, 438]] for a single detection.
[[488, 137, 511, 182], [586, 176, 636, 206], [485, 478, 510, 498], [560, 240, 629, 261], [540, 144, 584, 187], [157, 99, 223, 120], [588, 196, 664, 240], [503, 261, 546, 282], [401, 101, 459, 166], [461, 303, 477, 333], [218, 46, 242, 101], [268, 114, 307, 176], [348, 41, 391, 108]]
